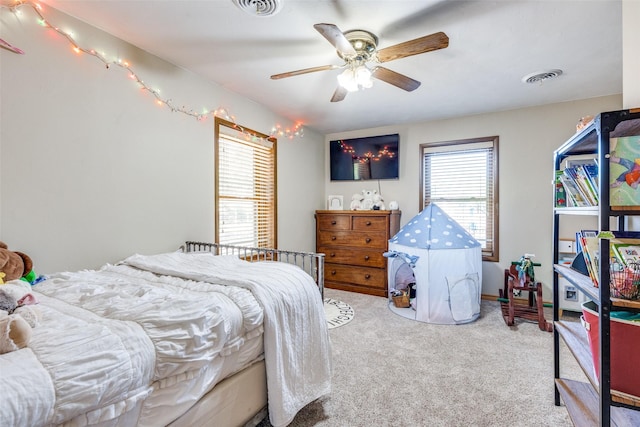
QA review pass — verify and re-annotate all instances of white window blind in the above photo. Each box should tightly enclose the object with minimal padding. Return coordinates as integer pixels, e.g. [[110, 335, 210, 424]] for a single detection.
[[216, 119, 276, 248], [422, 137, 498, 261]]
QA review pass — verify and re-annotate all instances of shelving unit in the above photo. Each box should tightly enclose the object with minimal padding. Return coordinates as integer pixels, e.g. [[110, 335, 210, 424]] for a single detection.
[[553, 108, 640, 426]]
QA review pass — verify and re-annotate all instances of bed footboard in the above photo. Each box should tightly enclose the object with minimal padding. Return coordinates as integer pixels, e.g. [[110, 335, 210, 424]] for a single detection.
[[181, 241, 325, 298]]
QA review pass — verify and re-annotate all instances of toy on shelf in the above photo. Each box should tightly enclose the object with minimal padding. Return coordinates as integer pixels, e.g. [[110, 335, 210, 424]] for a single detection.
[[498, 254, 553, 332]]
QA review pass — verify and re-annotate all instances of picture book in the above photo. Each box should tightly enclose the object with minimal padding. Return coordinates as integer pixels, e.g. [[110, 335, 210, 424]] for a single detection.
[[575, 165, 599, 205], [611, 242, 640, 267], [561, 158, 599, 206], [609, 135, 640, 206], [579, 230, 599, 287], [560, 173, 588, 207], [554, 170, 566, 207], [583, 163, 599, 194]]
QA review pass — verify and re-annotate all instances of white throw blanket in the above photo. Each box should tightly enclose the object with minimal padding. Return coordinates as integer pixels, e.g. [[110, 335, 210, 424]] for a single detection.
[[1, 252, 331, 427], [122, 252, 332, 427]]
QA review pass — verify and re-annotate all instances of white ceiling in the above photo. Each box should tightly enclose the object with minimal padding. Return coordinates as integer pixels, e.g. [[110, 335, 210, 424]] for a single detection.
[[40, 0, 622, 135]]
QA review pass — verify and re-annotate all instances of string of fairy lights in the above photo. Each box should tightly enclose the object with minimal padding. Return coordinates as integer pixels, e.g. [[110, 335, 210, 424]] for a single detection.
[[336, 140, 396, 163], [2, 0, 304, 141]]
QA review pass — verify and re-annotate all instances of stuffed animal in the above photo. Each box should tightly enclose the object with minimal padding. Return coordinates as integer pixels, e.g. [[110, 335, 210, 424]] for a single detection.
[[350, 193, 364, 210], [0, 284, 40, 354], [0, 241, 33, 283], [361, 189, 377, 210], [372, 193, 386, 210]]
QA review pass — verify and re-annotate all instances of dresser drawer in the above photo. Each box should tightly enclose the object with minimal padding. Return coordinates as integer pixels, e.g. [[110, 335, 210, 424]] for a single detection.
[[317, 214, 350, 231], [318, 246, 386, 268], [352, 216, 388, 231], [325, 263, 386, 289], [317, 230, 387, 249]]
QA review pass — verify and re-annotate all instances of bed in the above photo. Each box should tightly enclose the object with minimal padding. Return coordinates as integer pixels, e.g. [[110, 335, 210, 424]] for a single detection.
[[0, 241, 330, 427]]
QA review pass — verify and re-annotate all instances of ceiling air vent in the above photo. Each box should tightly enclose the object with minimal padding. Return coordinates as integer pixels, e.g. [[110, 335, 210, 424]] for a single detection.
[[522, 69, 563, 84], [232, 0, 282, 17]]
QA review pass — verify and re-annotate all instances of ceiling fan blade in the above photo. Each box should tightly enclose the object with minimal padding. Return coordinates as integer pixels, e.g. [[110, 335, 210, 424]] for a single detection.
[[372, 67, 421, 91], [314, 23, 357, 56], [271, 64, 340, 80], [330, 86, 348, 102], [376, 31, 449, 63]]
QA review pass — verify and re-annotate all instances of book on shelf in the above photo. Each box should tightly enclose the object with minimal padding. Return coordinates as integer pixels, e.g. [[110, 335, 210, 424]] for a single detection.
[[577, 230, 599, 287], [583, 163, 599, 194], [575, 164, 599, 205], [609, 135, 640, 206], [559, 173, 589, 207], [611, 242, 640, 267], [554, 170, 567, 207], [563, 166, 597, 206]]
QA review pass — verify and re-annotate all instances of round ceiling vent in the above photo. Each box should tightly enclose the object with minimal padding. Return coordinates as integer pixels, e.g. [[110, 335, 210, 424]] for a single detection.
[[232, 0, 282, 17], [522, 69, 563, 84]]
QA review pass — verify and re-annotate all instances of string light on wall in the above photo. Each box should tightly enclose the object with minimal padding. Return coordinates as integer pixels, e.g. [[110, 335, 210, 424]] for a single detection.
[[336, 140, 395, 161], [270, 122, 304, 139], [2, 0, 303, 142]]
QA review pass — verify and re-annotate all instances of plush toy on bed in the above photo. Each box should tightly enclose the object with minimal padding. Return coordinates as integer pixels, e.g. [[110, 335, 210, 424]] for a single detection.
[[0, 284, 41, 354], [0, 241, 43, 285]]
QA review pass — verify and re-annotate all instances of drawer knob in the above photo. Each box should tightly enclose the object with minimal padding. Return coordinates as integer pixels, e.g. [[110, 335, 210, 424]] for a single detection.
[[330, 253, 336, 257], [366, 221, 371, 226], [364, 255, 370, 261], [331, 270, 337, 275], [331, 220, 337, 225], [365, 238, 371, 243], [331, 236, 337, 241], [365, 274, 371, 279]]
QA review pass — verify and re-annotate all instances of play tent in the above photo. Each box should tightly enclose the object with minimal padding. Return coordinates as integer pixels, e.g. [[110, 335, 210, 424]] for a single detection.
[[386, 203, 482, 324]]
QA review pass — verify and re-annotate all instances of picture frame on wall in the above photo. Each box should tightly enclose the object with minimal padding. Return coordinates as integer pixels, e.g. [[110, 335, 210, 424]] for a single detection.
[[327, 195, 344, 210]]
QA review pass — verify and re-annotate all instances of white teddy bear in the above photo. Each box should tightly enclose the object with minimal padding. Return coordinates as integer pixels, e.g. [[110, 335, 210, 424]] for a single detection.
[[361, 190, 376, 210], [350, 193, 364, 210], [372, 193, 385, 210]]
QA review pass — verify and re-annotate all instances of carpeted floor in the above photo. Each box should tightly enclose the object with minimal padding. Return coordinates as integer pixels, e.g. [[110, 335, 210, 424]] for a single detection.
[[259, 288, 587, 427]]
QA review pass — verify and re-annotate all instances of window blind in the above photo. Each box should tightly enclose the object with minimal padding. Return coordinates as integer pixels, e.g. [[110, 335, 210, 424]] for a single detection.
[[423, 138, 497, 260], [216, 121, 276, 248]]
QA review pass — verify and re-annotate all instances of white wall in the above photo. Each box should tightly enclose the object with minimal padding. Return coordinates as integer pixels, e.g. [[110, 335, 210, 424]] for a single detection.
[[325, 95, 623, 298], [623, 0, 640, 109], [0, 5, 324, 273]]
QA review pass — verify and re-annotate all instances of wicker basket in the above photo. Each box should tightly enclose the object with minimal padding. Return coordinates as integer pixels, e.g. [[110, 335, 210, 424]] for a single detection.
[[392, 291, 410, 308]]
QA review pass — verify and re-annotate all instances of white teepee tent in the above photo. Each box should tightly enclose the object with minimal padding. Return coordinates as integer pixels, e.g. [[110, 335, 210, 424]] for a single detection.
[[386, 203, 482, 324]]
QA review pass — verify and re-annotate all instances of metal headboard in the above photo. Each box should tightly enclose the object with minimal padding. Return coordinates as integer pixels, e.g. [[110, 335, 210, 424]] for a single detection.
[[180, 241, 324, 299]]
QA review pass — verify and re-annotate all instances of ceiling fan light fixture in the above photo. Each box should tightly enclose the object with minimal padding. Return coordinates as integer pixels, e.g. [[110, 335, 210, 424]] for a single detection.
[[338, 65, 373, 92], [355, 66, 373, 88], [337, 68, 359, 92], [232, 0, 282, 17]]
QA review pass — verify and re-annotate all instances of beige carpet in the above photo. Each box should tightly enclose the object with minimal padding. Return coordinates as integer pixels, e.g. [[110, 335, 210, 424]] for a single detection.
[[260, 288, 587, 427]]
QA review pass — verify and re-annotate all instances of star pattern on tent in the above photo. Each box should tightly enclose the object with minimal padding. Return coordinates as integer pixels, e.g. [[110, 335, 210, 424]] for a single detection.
[[390, 204, 480, 249]]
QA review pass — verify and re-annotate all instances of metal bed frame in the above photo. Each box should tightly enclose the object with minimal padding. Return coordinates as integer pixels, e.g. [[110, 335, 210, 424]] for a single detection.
[[180, 241, 325, 299]]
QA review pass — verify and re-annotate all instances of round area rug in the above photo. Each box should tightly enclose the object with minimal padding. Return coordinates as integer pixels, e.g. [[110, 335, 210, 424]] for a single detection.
[[324, 298, 354, 329]]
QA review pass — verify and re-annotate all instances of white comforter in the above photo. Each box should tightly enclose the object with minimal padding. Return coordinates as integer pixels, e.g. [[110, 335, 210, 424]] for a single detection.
[[0, 252, 331, 427]]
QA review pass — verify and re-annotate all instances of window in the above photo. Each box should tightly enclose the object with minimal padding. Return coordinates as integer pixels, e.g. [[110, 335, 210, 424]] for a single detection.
[[215, 118, 277, 248], [420, 136, 499, 261]]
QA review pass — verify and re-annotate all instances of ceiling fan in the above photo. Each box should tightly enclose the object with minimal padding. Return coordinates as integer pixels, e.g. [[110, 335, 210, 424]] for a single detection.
[[270, 23, 449, 102]]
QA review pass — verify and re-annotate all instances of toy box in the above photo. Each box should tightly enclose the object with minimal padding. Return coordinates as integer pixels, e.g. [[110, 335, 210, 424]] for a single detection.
[[581, 301, 640, 399]]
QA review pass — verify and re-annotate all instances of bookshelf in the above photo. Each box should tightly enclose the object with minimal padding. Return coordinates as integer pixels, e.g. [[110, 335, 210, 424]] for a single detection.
[[552, 108, 640, 427]]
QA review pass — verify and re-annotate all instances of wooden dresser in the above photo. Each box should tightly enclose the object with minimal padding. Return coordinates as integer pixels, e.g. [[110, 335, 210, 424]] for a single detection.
[[315, 210, 401, 297]]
